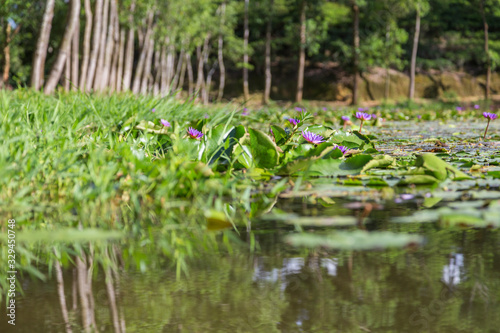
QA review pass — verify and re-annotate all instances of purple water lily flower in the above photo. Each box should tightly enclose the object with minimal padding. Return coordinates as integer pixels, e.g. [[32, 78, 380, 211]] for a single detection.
[[295, 107, 305, 112], [417, 115, 422, 120], [187, 127, 204, 140], [474, 104, 480, 110], [302, 131, 325, 145], [356, 112, 372, 121], [334, 145, 348, 155], [341, 116, 350, 122], [160, 119, 171, 127], [456, 106, 463, 112], [241, 107, 249, 116], [152, 108, 156, 113], [371, 114, 377, 119], [356, 112, 371, 132], [322, 107, 328, 111], [357, 107, 365, 112], [483, 112, 498, 139], [289, 118, 301, 126], [483, 112, 498, 120]]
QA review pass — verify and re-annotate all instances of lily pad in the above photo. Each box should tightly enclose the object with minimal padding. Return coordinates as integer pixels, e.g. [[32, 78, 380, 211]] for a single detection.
[[285, 230, 423, 250]]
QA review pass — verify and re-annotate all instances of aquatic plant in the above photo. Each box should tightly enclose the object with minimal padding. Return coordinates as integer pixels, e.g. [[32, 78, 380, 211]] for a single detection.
[[289, 118, 300, 127], [187, 127, 204, 140], [356, 112, 372, 132], [334, 145, 348, 155], [302, 131, 325, 145], [483, 112, 498, 139], [160, 119, 171, 127]]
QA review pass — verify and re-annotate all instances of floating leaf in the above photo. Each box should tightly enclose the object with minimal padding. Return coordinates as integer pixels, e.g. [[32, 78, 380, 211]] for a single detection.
[[16, 228, 124, 243], [285, 231, 423, 250], [415, 153, 471, 181]]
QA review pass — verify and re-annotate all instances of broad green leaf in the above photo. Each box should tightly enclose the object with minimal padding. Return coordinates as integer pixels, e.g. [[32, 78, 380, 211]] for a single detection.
[[285, 231, 423, 250], [361, 155, 395, 173], [308, 154, 373, 176], [271, 125, 288, 145], [205, 210, 233, 231], [415, 153, 472, 181], [248, 128, 280, 169]]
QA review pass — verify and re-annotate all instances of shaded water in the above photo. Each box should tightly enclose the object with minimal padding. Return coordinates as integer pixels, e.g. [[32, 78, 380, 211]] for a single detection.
[[2, 201, 500, 333]]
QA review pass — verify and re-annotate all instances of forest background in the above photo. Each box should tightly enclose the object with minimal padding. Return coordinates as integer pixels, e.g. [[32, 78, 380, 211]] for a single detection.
[[1, 0, 499, 105]]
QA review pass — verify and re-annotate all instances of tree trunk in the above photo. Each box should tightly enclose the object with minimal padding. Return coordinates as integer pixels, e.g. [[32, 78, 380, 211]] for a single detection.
[[352, 0, 359, 105], [109, 14, 120, 92], [171, 48, 185, 93], [95, 0, 110, 90], [160, 45, 168, 95], [153, 48, 161, 96], [409, 8, 420, 100], [263, 0, 273, 104], [64, 44, 71, 91], [132, 12, 153, 94], [217, 2, 226, 102], [86, 0, 103, 91], [186, 53, 194, 97], [122, 1, 135, 91], [2, 23, 12, 87], [79, 0, 92, 90], [141, 36, 154, 94], [101, 0, 117, 91], [296, 0, 306, 103], [116, 28, 125, 92], [480, 0, 490, 100], [44, 0, 81, 94], [195, 45, 203, 95], [385, 67, 390, 100], [205, 66, 216, 105], [243, 0, 250, 101], [71, 14, 80, 90], [31, 0, 56, 90]]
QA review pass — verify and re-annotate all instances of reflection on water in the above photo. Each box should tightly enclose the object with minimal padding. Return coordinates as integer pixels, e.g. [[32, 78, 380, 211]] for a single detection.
[[2, 222, 499, 333]]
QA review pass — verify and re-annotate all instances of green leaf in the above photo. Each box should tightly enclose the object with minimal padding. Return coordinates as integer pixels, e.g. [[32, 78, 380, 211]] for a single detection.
[[248, 128, 280, 169], [308, 154, 373, 176], [397, 174, 439, 185], [361, 155, 395, 173], [415, 153, 472, 181], [270, 125, 288, 145], [285, 231, 423, 250]]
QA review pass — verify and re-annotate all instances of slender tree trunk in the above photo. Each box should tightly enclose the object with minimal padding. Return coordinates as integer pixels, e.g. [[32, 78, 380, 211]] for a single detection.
[[132, 13, 153, 94], [205, 66, 216, 105], [116, 28, 125, 92], [86, 0, 103, 91], [71, 15, 79, 90], [122, 1, 135, 91], [2, 24, 12, 87], [195, 45, 203, 95], [480, 0, 490, 100], [217, 2, 226, 102], [141, 36, 154, 94], [101, 0, 117, 91], [243, 0, 250, 100], [31, 0, 55, 90], [186, 53, 194, 97], [174, 50, 186, 93], [153, 48, 161, 96], [44, 0, 81, 94], [79, 0, 92, 90], [296, 0, 306, 103], [64, 45, 71, 91], [409, 8, 420, 100], [109, 15, 120, 92], [352, 0, 360, 105], [95, 0, 110, 90], [160, 45, 168, 95], [263, 0, 273, 104]]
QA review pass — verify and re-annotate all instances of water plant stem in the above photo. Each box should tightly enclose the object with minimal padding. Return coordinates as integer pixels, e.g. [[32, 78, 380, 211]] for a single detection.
[[359, 120, 364, 133], [484, 119, 490, 139]]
